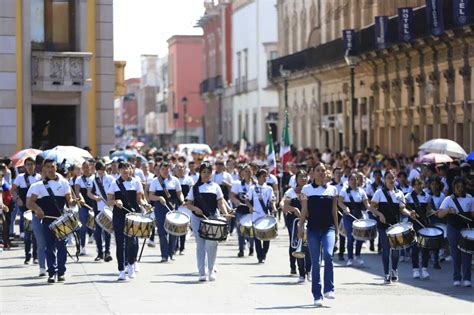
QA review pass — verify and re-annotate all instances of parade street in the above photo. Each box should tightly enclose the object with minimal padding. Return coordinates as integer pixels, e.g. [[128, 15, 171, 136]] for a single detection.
[[1, 226, 472, 314]]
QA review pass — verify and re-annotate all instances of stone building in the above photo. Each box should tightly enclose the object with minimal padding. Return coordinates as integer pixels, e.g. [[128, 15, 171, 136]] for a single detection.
[[0, 0, 115, 155], [270, 0, 473, 154]]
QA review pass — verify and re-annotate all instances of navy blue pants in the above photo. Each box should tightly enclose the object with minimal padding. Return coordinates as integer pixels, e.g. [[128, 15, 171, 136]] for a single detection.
[[154, 203, 177, 260], [113, 212, 138, 271], [94, 209, 111, 256], [42, 219, 67, 277]]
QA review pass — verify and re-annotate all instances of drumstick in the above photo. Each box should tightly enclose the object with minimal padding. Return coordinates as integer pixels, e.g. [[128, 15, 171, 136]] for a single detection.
[[338, 210, 358, 221], [43, 215, 59, 219], [456, 213, 473, 222], [412, 217, 426, 229]]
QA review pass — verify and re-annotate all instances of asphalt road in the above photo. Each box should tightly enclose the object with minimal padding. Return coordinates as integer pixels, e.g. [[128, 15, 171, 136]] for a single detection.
[[1, 223, 473, 314]]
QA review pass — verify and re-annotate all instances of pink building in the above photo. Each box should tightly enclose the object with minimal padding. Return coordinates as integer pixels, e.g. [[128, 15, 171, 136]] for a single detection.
[[167, 35, 205, 143]]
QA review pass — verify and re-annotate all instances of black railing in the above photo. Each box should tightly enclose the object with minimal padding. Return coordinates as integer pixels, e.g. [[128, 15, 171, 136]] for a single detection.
[[200, 75, 223, 94]]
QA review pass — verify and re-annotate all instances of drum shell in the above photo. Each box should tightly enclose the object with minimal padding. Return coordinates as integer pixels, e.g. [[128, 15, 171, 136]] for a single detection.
[[86, 210, 95, 231], [164, 211, 190, 236], [352, 219, 377, 241], [49, 212, 81, 240], [198, 219, 229, 241], [254, 216, 278, 241], [238, 214, 254, 238], [458, 228, 474, 254], [123, 213, 154, 238], [417, 227, 444, 250], [95, 208, 113, 234], [339, 220, 346, 238], [23, 210, 33, 232], [386, 223, 417, 250]]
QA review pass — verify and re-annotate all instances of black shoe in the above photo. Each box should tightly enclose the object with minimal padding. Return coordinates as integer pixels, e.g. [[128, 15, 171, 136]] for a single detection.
[[57, 275, 65, 282], [249, 248, 254, 256], [237, 251, 244, 258], [47, 275, 55, 283], [433, 262, 441, 270], [338, 254, 345, 261], [95, 254, 103, 262], [370, 244, 375, 252], [290, 269, 297, 275], [160, 258, 168, 263], [258, 259, 263, 263], [104, 253, 113, 262], [24, 258, 31, 265], [33, 259, 38, 264]]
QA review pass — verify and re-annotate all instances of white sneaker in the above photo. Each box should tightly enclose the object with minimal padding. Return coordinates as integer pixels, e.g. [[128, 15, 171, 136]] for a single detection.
[[307, 273, 312, 282], [346, 259, 353, 267], [208, 271, 216, 281], [413, 268, 420, 279], [445, 255, 452, 262], [314, 298, 323, 307], [39, 268, 47, 277], [134, 262, 140, 273], [462, 280, 471, 287], [117, 271, 126, 281], [80, 247, 86, 256], [354, 256, 364, 266], [324, 291, 335, 299], [421, 268, 430, 280], [198, 275, 207, 282], [127, 264, 136, 279], [147, 240, 156, 248], [453, 280, 461, 287], [297, 276, 305, 283]]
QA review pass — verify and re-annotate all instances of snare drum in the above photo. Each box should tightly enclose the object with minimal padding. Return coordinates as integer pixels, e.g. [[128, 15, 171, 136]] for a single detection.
[[434, 223, 447, 238], [49, 212, 81, 240], [199, 218, 229, 241], [86, 210, 95, 231], [386, 222, 416, 250], [339, 219, 347, 238], [164, 211, 190, 236], [458, 229, 474, 254], [124, 213, 154, 238], [254, 216, 278, 241], [417, 226, 444, 250], [238, 214, 254, 238], [352, 219, 377, 241], [95, 207, 113, 234], [23, 210, 33, 232]]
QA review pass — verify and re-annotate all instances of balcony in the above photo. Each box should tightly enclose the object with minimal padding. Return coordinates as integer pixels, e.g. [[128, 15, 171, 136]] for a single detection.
[[31, 51, 93, 92], [200, 75, 223, 95]]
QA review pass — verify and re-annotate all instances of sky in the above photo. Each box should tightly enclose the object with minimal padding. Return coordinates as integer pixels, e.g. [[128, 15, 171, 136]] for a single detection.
[[113, 0, 205, 79]]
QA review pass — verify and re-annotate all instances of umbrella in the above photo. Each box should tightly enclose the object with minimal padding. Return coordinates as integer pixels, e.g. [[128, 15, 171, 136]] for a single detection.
[[467, 151, 474, 161], [110, 150, 147, 163], [418, 138, 467, 159], [10, 149, 42, 168], [41, 146, 93, 168], [418, 153, 453, 164]]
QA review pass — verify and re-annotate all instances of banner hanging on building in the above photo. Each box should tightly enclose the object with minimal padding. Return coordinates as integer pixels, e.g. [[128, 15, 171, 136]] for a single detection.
[[453, 0, 470, 26], [375, 16, 389, 49], [342, 29, 357, 52], [398, 7, 413, 43], [426, 0, 445, 36]]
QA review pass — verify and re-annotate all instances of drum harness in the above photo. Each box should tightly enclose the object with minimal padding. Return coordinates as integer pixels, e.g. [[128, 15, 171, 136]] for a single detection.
[[410, 191, 428, 227], [43, 179, 80, 262], [381, 188, 401, 228], [117, 178, 135, 212], [157, 176, 175, 211], [255, 186, 270, 216], [451, 195, 472, 228], [192, 183, 214, 219]]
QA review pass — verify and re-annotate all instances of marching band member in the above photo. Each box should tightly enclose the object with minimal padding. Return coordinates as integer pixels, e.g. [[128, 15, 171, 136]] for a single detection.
[[405, 177, 432, 279], [247, 169, 277, 263], [298, 164, 338, 307], [187, 161, 199, 183], [12, 157, 42, 266], [369, 170, 417, 284], [87, 161, 114, 262], [230, 164, 255, 257], [74, 161, 94, 255], [148, 162, 183, 263], [26, 159, 75, 283], [329, 167, 345, 261], [338, 173, 370, 267], [174, 162, 194, 255], [437, 177, 473, 287], [107, 162, 146, 281], [425, 176, 446, 268], [283, 170, 311, 281], [185, 162, 229, 281], [365, 169, 384, 252]]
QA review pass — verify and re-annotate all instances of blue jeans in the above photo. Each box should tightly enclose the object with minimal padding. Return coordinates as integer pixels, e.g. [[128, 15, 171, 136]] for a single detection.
[[154, 203, 177, 260], [235, 212, 254, 252], [378, 227, 399, 275], [447, 224, 472, 281], [94, 210, 111, 255], [42, 219, 67, 277], [307, 228, 335, 300], [78, 207, 89, 247], [19, 206, 37, 260], [113, 212, 138, 271], [343, 215, 363, 260], [32, 215, 46, 269], [191, 214, 218, 276]]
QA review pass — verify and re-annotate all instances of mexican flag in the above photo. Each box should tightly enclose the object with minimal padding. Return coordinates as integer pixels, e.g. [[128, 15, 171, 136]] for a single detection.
[[280, 110, 291, 171], [238, 129, 247, 159], [266, 125, 277, 174]]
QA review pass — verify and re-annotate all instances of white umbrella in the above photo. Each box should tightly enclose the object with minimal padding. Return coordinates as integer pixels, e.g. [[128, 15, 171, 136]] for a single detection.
[[418, 139, 467, 159], [42, 145, 93, 167]]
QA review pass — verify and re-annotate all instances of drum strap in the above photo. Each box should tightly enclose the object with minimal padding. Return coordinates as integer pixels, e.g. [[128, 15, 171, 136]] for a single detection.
[[381, 188, 398, 218], [193, 185, 212, 217], [451, 195, 466, 214], [24, 173, 34, 188], [256, 186, 269, 215], [347, 187, 356, 209], [430, 196, 437, 211], [43, 180, 63, 214], [117, 178, 132, 210], [157, 176, 172, 200], [95, 176, 108, 201]]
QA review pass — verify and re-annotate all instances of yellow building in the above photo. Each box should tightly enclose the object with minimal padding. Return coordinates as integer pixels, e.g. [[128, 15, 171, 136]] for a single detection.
[[0, 0, 115, 156]]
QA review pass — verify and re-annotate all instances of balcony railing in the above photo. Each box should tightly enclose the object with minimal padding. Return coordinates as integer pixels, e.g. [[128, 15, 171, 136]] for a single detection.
[[200, 75, 223, 95], [31, 51, 93, 92]]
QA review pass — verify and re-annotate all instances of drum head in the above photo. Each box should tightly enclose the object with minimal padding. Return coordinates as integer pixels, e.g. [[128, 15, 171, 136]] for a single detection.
[[167, 211, 189, 224], [419, 227, 443, 237], [204, 219, 227, 226], [461, 229, 474, 240], [353, 219, 377, 228], [24, 210, 33, 220], [387, 223, 410, 235], [240, 214, 253, 226], [103, 208, 113, 216], [127, 213, 153, 223], [254, 216, 276, 229]]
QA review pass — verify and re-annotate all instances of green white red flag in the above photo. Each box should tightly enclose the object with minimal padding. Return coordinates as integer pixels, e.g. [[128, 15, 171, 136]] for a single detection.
[[280, 110, 291, 171], [266, 125, 277, 174]]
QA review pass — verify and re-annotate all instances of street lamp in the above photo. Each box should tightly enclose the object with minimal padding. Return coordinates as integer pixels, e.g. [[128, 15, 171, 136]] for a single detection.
[[215, 85, 224, 145], [345, 50, 360, 154], [279, 65, 290, 110], [182, 96, 188, 143]]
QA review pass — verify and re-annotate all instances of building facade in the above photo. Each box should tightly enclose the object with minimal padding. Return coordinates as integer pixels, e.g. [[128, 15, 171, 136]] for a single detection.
[[198, 0, 233, 147], [230, 0, 279, 145], [271, 0, 473, 154], [0, 0, 115, 155], [139, 54, 159, 135], [167, 35, 205, 143]]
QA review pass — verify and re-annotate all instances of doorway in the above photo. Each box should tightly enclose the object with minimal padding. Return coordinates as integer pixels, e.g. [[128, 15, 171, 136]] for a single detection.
[[32, 105, 76, 149]]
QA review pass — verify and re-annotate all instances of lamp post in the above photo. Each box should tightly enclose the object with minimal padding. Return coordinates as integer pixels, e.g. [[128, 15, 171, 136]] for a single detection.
[[215, 85, 224, 145], [344, 50, 360, 154], [182, 96, 188, 143]]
